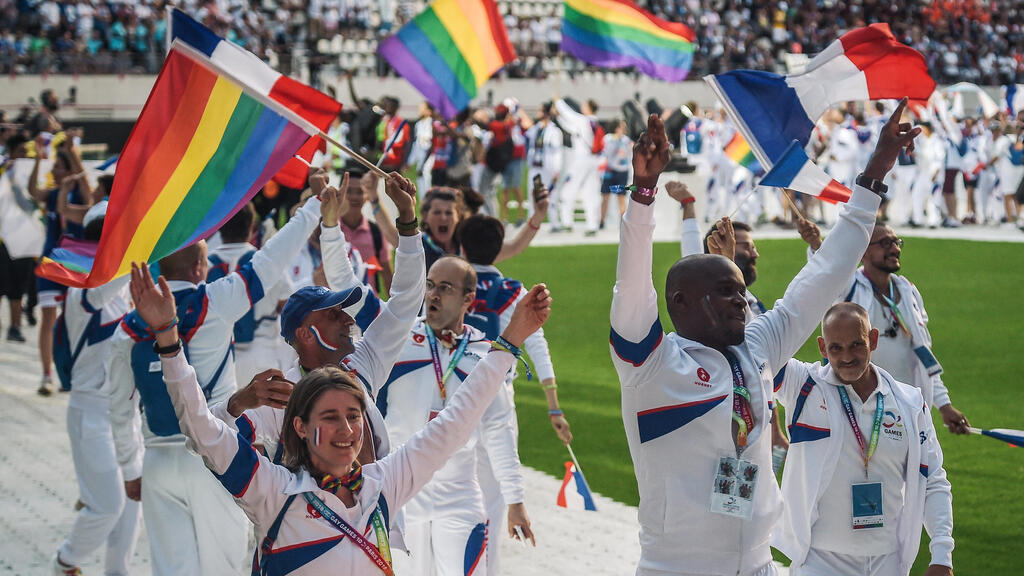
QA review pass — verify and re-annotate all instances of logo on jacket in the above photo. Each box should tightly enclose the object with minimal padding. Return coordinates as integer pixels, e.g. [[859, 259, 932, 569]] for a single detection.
[[306, 503, 322, 519], [413, 333, 425, 345], [883, 410, 904, 440], [697, 368, 710, 382]]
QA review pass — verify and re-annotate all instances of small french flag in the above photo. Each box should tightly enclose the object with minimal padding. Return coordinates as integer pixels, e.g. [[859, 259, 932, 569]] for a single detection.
[[969, 427, 1024, 448], [759, 141, 852, 204], [705, 24, 935, 170], [556, 461, 597, 511]]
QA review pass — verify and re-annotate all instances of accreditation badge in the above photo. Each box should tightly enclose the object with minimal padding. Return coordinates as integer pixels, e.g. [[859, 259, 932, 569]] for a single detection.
[[710, 455, 758, 519], [851, 482, 884, 529]]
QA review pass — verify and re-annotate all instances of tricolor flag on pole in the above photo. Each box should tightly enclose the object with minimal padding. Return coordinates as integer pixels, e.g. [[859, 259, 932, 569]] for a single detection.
[[968, 427, 1024, 448], [705, 24, 935, 171], [759, 141, 851, 204], [169, 9, 341, 190], [1003, 84, 1024, 116], [557, 445, 597, 511], [36, 17, 321, 288]]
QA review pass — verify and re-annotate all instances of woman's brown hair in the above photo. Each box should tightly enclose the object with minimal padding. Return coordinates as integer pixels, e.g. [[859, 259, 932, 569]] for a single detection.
[[280, 366, 367, 474]]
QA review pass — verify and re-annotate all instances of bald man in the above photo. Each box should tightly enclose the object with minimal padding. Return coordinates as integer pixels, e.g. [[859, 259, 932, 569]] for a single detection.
[[772, 303, 953, 576], [609, 102, 917, 575]]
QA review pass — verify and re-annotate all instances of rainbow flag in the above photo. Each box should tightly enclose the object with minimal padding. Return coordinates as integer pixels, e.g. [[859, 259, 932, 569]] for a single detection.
[[724, 132, 763, 175], [377, 0, 516, 118], [561, 0, 696, 82], [36, 36, 318, 288]]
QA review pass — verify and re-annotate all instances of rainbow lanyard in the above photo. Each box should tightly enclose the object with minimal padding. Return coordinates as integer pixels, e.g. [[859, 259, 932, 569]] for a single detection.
[[723, 351, 755, 450], [837, 386, 884, 478], [424, 324, 469, 404], [303, 491, 393, 574], [873, 280, 912, 338]]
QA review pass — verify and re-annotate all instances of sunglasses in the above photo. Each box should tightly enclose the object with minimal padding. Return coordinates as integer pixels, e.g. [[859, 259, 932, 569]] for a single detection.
[[868, 237, 904, 249]]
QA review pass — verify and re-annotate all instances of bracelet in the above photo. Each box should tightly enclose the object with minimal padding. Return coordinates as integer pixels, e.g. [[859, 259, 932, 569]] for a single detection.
[[548, 409, 563, 418], [527, 220, 541, 231], [679, 196, 696, 206], [151, 316, 179, 335], [153, 338, 183, 356], [395, 216, 419, 232], [491, 336, 534, 381], [612, 184, 658, 197], [541, 383, 558, 390]]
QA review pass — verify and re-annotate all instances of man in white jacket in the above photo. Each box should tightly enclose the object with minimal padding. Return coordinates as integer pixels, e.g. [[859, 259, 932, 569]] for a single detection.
[[610, 103, 916, 575], [773, 302, 953, 576], [553, 98, 602, 235]]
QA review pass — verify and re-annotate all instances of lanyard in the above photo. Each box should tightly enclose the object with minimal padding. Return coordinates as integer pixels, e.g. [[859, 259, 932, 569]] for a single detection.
[[873, 280, 911, 338], [303, 492, 394, 576], [424, 324, 470, 404], [723, 350, 755, 450], [836, 386, 884, 477]]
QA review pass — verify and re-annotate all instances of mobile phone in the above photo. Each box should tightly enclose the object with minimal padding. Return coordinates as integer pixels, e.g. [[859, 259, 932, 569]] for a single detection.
[[532, 175, 544, 201]]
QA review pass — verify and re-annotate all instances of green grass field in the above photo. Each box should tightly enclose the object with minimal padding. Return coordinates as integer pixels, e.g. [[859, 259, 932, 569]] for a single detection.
[[499, 237, 1024, 574]]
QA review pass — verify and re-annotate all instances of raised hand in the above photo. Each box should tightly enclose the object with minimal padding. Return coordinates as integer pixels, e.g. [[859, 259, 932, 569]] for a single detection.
[[531, 183, 549, 227], [320, 172, 350, 228], [502, 284, 552, 347], [631, 113, 671, 190], [706, 217, 736, 261], [308, 167, 329, 197], [796, 216, 822, 251], [384, 172, 417, 222], [227, 369, 295, 416], [129, 263, 176, 332], [361, 172, 380, 204], [863, 98, 922, 182], [665, 181, 694, 205]]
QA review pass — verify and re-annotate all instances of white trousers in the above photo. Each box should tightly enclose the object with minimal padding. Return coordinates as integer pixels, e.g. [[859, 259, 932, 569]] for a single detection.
[[638, 560, 778, 576], [794, 548, 901, 576], [59, 404, 142, 575], [560, 155, 602, 231], [475, 380, 517, 576], [141, 444, 249, 576], [391, 517, 489, 576]]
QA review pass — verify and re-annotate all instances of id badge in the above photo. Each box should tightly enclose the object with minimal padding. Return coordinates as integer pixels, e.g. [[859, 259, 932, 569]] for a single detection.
[[710, 456, 758, 519], [851, 482, 884, 529]]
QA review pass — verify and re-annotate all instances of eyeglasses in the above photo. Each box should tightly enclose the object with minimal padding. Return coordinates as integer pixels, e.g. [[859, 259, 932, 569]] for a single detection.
[[425, 280, 468, 296], [868, 237, 904, 249]]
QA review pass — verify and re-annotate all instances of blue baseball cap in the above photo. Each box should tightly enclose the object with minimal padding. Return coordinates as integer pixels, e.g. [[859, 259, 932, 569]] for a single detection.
[[280, 285, 366, 343]]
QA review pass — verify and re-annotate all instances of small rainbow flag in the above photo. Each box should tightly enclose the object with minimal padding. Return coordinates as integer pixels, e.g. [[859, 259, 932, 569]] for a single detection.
[[377, 0, 516, 118], [36, 31, 318, 288], [561, 0, 696, 82], [724, 132, 763, 175]]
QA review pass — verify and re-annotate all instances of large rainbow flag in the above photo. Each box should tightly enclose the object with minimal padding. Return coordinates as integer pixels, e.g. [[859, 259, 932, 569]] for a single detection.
[[561, 0, 695, 82], [377, 0, 516, 118], [36, 28, 319, 288]]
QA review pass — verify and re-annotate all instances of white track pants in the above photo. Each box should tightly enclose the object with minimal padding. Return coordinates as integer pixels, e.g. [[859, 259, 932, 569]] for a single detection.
[[141, 444, 249, 576], [559, 155, 601, 231], [794, 548, 901, 576], [58, 404, 142, 575], [391, 516, 488, 576]]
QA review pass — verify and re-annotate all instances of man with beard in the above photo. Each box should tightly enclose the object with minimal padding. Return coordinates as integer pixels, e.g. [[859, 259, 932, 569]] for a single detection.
[[609, 101, 914, 574], [800, 223, 970, 434]]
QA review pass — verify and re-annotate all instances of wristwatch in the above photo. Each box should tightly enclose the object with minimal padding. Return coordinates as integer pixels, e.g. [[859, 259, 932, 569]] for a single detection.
[[855, 174, 888, 196]]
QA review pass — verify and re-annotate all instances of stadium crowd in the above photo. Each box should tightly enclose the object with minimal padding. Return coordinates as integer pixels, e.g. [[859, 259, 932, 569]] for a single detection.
[[4, 0, 1024, 85]]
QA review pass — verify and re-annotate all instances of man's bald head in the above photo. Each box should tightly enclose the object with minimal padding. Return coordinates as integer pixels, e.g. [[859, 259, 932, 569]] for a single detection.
[[818, 302, 877, 385], [822, 301, 871, 334], [666, 254, 748, 351], [158, 241, 208, 284]]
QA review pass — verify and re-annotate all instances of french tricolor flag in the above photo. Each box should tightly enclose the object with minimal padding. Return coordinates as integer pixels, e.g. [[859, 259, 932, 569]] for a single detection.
[[556, 461, 597, 511], [759, 141, 852, 204], [705, 24, 935, 171], [169, 9, 340, 190]]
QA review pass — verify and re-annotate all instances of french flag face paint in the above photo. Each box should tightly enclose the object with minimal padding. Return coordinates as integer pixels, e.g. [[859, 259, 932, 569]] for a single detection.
[[759, 141, 852, 204], [705, 23, 935, 170], [309, 325, 339, 352]]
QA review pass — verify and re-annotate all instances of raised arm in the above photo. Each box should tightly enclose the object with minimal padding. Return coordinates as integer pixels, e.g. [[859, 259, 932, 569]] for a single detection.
[[496, 184, 548, 263], [666, 181, 702, 257], [610, 115, 671, 375], [554, 99, 589, 136], [746, 99, 918, 372], [378, 285, 550, 510]]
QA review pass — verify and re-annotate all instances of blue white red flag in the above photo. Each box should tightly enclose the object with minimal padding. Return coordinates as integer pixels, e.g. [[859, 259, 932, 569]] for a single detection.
[[969, 427, 1024, 448], [759, 141, 851, 204], [704, 24, 935, 171], [556, 461, 597, 511]]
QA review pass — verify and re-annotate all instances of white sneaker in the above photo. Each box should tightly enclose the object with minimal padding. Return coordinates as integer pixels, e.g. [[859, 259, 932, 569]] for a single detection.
[[37, 374, 54, 397], [51, 553, 82, 575]]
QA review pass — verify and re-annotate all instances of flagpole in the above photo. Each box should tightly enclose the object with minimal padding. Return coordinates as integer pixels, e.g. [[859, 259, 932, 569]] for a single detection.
[[376, 119, 407, 168], [566, 444, 585, 477], [728, 187, 758, 219], [781, 188, 805, 220], [319, 130, 389, 178]]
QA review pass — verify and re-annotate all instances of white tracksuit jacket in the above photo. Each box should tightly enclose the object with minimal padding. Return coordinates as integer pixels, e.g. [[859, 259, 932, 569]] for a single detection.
[[772, 360, 954, 573], [161, 344, 516, 575], [610, 185, 879, 575]]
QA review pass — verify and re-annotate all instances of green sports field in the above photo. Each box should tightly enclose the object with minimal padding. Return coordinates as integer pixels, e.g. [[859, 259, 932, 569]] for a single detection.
[[500, 237, 1024, 574]]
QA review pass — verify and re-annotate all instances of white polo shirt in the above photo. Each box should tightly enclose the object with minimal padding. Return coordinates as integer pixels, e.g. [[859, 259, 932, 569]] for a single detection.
[[810, 382, 909, 555]]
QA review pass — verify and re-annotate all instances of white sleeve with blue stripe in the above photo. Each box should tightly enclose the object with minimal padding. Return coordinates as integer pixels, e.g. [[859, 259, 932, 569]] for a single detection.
[[609, 199, 667, 386], [206, 197, 322, 323], [320, 223, 364, 293], [918, 399, 954, 567]]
